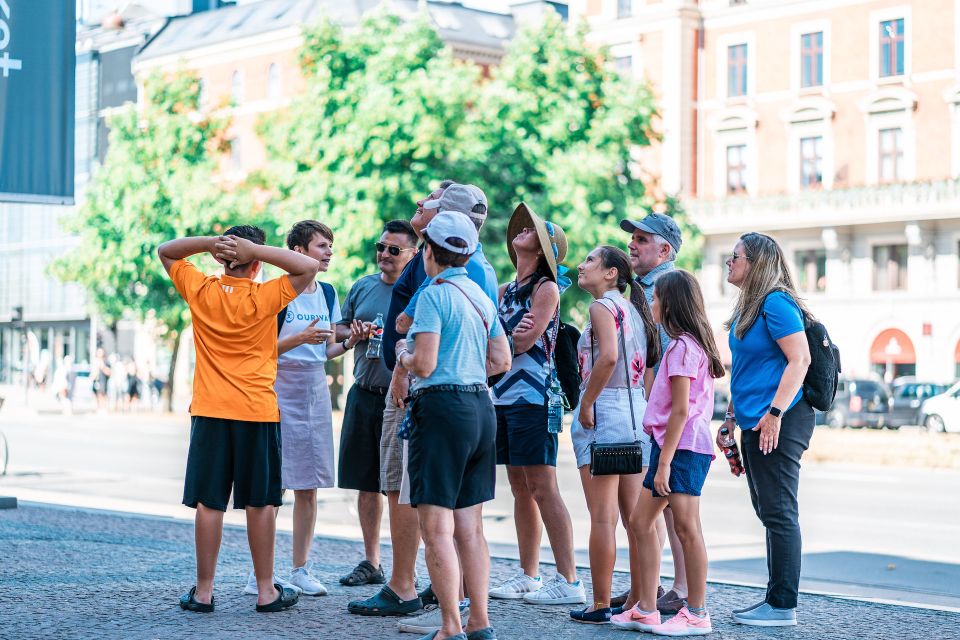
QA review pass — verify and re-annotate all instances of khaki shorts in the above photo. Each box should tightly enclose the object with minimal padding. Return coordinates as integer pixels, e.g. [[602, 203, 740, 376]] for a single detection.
[[379, 395, 406, 493]]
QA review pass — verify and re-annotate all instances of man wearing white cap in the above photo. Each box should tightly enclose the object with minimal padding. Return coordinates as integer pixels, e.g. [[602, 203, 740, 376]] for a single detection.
[[395, 212, 512, 640]]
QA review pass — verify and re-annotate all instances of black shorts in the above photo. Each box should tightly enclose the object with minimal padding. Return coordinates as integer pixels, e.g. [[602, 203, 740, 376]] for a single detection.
[[182, 416, 283, 511], [338, 385, 388, 493], [408, 389, 496, 510], [495, 403, 558, 467]]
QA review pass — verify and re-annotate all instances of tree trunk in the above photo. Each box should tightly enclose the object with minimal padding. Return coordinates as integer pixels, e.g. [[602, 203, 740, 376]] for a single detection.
[[165, 329, 182, 413]]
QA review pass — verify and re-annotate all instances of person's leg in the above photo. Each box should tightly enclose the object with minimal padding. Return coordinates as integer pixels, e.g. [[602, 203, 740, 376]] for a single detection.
[[358, 491, 383, 567], [292, 489, 318, 568], [193, 504, 224, 604], [384, 490, 421, 600], [616, 473, 646, 609], [578, 466, 621, 609], [247, 505, 281, 605], [507, 465, 542, 577], [664, 494, 707, 609], [454, 504, 491, 633], [419, 504, 463, 638], [627, 489, 668, 612], [523, 465, 577, 582], [663, 507, 688, 598]]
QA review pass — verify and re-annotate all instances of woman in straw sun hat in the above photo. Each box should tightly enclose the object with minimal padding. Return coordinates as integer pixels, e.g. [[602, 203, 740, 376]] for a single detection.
[[488, 203, 586, 606]]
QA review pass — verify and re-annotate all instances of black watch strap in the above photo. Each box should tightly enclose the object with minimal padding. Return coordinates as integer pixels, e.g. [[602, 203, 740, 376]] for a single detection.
[[768, 405, 783, 418]]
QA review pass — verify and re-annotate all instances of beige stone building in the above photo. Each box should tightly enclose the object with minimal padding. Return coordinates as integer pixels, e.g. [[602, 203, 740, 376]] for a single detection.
[[573, 0, 960, 383]]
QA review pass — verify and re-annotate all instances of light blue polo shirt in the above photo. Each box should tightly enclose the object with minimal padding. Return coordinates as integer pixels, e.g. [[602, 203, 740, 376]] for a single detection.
[[404, 242, 499, 316], [408, 267, 504, 391]]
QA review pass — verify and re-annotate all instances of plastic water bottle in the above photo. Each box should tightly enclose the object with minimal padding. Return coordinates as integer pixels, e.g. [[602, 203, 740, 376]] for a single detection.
[[366, 313, 384, 360], [547, 379, 564, 434], [718, 425, 744, 477]]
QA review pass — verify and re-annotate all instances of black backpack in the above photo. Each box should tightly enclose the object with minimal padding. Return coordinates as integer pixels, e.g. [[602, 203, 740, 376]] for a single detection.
[[761, 293, 841, 412], [543, 314, 582, 412]]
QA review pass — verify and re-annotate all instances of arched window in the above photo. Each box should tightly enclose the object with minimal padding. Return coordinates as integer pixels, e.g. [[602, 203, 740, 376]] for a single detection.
[[267, 63, 282, 101]]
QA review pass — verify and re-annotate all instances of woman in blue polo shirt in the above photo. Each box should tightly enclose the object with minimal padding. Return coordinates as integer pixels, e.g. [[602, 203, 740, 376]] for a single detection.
[[721, 232, 813, 628]]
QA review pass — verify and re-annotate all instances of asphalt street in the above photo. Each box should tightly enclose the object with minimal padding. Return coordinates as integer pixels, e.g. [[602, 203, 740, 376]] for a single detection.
[[1, 400, 959, 610]]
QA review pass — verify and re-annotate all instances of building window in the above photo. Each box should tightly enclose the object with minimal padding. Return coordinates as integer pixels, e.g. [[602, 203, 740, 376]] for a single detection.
[[727, 44, 748, 97], [878, 127, 903, 183], [726, 144, 747, 194], [229, 137, 242, 171], [800, 136, 823, 189], [795, 249, 827, 293], [197, 77, 206, 108], [613, 55, 632, 75], [231, 70, 244, 104], [800, 31, 823, 88], [617, 0, 631, 18], [873, 244, 908, 290], [267, 63, 282, 101], [879, 18, 905, 77]]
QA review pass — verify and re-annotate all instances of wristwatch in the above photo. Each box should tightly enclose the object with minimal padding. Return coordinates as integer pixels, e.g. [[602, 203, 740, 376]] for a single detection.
[[768, 405, 783, 418], [342, 338, 353, 350]]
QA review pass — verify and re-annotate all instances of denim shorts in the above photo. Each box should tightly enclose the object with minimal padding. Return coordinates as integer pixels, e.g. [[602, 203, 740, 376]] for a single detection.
[[643, 441, 713, 498]]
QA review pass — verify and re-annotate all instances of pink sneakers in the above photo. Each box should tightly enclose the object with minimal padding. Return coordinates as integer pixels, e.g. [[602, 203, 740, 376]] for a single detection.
[[610, 605, 661, 631], [650, 607, 712, 636]]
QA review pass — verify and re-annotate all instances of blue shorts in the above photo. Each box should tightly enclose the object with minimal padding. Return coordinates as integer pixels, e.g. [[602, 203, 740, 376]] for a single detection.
[[643, 441, 712, 498], [495, 403, 558, 467]]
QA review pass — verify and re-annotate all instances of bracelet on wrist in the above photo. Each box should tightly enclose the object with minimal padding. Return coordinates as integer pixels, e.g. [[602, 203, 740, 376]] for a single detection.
[[342, 338, 353, 351]]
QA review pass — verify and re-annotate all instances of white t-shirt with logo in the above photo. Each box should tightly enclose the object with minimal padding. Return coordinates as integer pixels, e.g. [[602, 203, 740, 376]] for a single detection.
[[277, 282, 341, 366]]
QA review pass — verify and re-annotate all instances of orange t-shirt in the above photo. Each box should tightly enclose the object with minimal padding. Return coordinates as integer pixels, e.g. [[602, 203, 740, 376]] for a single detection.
[[170, 259, 297, 422]]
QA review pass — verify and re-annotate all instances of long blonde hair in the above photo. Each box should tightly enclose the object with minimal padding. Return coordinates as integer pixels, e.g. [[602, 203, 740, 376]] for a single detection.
[[724, 232, 811, 339]]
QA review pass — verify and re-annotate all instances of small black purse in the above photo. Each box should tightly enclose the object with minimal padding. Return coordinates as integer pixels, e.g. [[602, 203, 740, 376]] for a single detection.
[[588, 307, 644, 476]]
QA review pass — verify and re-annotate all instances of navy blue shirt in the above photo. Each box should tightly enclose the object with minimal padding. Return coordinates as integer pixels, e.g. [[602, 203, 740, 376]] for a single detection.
[[729, 291, 805, 429], [383, 251, 426, 371]]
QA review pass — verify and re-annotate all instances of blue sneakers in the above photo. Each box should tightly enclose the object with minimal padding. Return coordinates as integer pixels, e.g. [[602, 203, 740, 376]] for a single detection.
[[732, 602, 797, 626]]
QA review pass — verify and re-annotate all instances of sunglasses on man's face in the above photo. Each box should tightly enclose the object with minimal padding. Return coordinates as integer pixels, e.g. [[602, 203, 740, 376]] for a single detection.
[[376, 242, 414, 257]]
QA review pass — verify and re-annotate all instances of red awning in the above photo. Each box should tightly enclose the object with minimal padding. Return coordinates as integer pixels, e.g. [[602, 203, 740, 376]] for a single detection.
[[869, 329, 916, 364]]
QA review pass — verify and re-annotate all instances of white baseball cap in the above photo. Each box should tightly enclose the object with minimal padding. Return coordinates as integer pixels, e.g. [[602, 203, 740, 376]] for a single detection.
[[424, 211, 479, 255]]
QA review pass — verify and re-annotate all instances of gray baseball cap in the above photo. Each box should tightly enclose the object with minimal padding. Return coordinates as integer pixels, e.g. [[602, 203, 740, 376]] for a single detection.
[[620, 213, 682, 253], [424, 184, 488, 225]]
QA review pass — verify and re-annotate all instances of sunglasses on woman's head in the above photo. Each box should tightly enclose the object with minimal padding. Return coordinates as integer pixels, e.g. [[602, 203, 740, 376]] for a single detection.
[[376, 242, 414, 257]]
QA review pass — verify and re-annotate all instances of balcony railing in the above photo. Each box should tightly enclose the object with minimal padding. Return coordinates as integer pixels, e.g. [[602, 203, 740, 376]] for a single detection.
[[687, 179, 960, 235]]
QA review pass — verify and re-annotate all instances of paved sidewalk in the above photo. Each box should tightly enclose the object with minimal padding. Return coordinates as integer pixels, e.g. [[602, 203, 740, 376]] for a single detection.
[[1, 503, 957, 639]]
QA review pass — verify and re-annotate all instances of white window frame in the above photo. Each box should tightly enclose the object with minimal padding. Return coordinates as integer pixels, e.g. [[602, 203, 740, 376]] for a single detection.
[[716, 32, 755, 100], [231, 69, 244, 105], [709, 108, 758, 198], [869, 6, 911, 82], [609, 41, 641, 78], [267, 63, 282, 102], [790, 20, 830, 92], [860, 88, 916, 185], [781, 99, 835, 193]]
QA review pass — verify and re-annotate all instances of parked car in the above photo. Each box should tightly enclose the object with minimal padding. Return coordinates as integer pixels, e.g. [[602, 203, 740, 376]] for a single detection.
[[824, 378, 891, 428], [887, 380, 950, 429], [920, 382, 960, 433]]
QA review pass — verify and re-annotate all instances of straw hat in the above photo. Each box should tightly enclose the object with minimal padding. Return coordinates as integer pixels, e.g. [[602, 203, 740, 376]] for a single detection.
[[507, 202, 568, 281]]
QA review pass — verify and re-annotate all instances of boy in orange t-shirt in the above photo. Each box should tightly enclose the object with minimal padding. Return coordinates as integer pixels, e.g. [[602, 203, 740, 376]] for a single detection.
[[158, 225, 319, 614]]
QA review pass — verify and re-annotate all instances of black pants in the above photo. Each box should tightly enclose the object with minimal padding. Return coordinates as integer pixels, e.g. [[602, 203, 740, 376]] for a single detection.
[[740, 398, 815, 609]]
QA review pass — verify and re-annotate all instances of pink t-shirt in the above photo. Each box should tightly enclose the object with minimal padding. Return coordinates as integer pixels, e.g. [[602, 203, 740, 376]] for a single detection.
[[643, 334, 716, 459]]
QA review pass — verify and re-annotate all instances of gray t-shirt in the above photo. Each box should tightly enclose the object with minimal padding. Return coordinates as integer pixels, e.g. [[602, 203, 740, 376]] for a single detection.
[[339, 273, 394, 389]]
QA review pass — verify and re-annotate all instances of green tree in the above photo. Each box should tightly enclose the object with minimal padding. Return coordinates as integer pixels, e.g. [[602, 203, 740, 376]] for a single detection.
[[54, 71, 249, 410], [256, 11, 478, 292], [465, 14, 696, 321]]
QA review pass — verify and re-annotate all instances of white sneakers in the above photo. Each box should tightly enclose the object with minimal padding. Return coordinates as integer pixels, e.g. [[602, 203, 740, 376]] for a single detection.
[[287, 563, 328, 596], [242, 569, 308, 596], [521, 576, 586, 605], [489, 573, 542, 599]]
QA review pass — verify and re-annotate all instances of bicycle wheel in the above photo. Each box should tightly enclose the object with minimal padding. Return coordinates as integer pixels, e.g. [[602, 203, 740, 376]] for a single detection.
[[0, 431, 8, 477]]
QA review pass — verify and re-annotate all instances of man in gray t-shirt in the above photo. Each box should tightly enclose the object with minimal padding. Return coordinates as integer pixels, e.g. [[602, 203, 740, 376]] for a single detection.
[[335, 220, 418, 587]]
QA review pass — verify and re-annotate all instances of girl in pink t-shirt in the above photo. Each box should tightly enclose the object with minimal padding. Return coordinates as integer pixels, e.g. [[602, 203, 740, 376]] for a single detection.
[[611, 270, 726, 636]]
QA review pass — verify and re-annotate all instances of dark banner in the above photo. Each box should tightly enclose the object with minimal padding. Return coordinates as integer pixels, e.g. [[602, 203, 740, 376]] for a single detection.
[[0, 0, 76, 204]]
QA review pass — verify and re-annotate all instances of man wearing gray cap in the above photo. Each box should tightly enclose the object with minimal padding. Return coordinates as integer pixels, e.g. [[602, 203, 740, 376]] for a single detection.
[[618, 212, 690, 616]]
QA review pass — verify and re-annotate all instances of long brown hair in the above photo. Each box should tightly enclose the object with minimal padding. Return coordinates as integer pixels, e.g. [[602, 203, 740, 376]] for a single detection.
[[598, 246, 661, 367], [723, 232, 811, 340], [654, 270, 726, 378]]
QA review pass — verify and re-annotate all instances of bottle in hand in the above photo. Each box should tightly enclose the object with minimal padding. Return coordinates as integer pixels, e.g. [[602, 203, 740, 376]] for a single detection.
[[718, 425, 744, 477], [366, 313, 385, 360]]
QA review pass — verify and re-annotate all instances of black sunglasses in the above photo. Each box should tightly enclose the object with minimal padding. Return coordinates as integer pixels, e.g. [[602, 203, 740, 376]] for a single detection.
[[376, 242, 414, 257]]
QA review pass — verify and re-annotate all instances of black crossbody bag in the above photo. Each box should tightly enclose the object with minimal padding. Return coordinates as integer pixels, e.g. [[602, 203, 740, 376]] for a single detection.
[[588, 307, 644, 476]]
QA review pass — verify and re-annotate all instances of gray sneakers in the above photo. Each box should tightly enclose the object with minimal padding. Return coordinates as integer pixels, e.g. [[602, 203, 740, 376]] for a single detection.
[[732, 602, 797, 626]]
